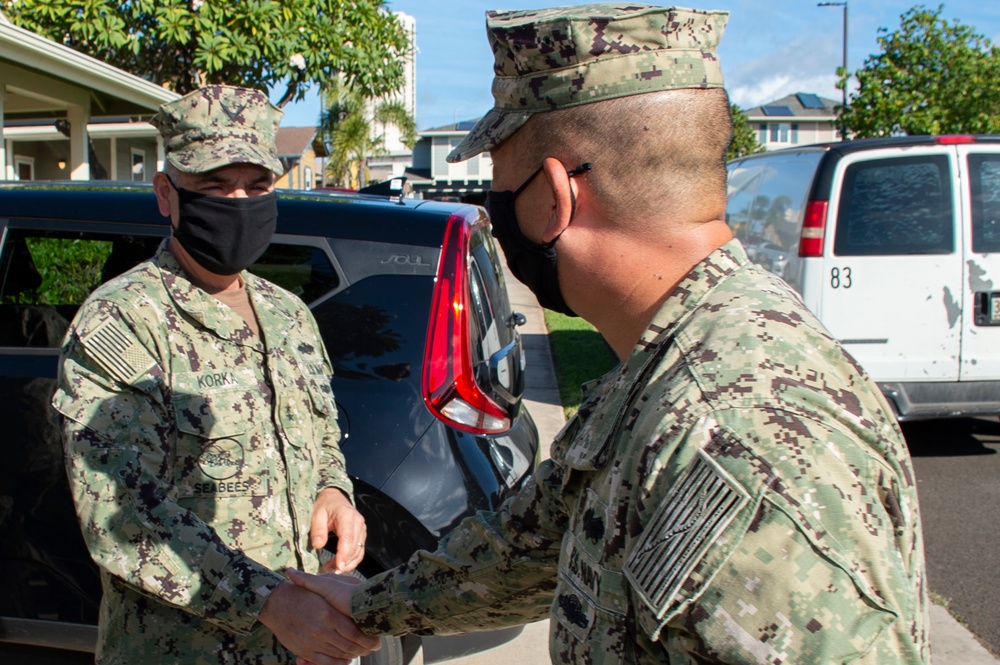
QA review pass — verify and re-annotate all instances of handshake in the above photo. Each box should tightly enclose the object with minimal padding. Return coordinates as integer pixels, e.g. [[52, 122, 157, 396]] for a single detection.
[[258, 568, 380, 665]]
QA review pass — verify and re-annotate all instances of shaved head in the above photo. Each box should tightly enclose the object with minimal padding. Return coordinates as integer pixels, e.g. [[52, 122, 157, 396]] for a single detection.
[[505, 88, 733, 227]]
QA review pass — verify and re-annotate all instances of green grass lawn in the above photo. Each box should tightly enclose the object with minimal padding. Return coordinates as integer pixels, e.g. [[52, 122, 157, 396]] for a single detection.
[[543, 310, 619, 419]]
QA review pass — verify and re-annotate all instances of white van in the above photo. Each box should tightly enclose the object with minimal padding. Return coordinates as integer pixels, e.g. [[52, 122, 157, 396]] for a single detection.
[[726, 135, 1000, 420]]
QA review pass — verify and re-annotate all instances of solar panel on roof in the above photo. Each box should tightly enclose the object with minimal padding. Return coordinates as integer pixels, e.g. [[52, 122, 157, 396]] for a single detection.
[[761, 105, 794, 116], [456, 120, 478, 131], [796, 93, 826, 109]]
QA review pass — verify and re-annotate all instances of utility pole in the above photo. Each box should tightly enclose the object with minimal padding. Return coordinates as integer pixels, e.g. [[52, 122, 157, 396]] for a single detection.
[[818, 1, 848, 140]]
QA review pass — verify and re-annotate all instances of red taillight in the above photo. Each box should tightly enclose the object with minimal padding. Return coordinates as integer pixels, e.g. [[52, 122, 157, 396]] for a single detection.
[[934, 135, 976, 145], [423, 212, 510, 434], [799, 200, 828, 257]]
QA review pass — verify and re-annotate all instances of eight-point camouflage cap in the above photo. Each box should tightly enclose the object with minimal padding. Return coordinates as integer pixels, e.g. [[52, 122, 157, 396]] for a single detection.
[[447, 3, 728, 163], [151, 85, 285, 175]]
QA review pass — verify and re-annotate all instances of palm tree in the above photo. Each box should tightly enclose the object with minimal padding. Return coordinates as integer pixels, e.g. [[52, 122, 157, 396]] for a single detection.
[[320, 82, 416, 189]]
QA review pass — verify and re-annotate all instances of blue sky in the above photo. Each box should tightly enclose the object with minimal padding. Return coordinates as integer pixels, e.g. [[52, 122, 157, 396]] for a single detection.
[[276, 1, 1000, 130]]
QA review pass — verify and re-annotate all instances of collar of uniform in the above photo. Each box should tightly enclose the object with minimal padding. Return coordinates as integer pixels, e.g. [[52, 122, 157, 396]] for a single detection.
[[153, 241, 266, 349], [241, 270, 302, 347], [558, 241, 748, 471], [634, 239, 748, 353]]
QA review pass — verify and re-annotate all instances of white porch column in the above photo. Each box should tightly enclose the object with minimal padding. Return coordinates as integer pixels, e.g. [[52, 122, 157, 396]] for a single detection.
[[109, 136, 118, 180], [0, 80, 5, 180], [156, 135, 165, 172], [67, 104, 90, 180]]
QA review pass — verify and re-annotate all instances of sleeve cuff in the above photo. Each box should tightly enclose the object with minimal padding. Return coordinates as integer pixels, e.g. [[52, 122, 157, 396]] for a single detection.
[[317, 480, 355, 506], [201, 547, 287, 634], [351, 571, 406, 636]]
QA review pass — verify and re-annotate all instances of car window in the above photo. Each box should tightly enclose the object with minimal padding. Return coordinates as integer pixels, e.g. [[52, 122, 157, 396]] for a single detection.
[[0, 229, 161, 348], [727, 152, 821, 283], [967, 154, 1000, 253], [744, 155, 818, 257], [726, 159, 763, 241], [248, 244, 340, 303], [834, 155, 954, 256], [0, 228, 340, 349], [468, 229, 502, 381], [467, 225, 524, 407]]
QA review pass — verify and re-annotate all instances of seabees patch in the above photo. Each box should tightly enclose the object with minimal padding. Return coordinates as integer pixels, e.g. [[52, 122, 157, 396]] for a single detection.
[[81, 318, 156, 385], [625, 448, 750, 621]]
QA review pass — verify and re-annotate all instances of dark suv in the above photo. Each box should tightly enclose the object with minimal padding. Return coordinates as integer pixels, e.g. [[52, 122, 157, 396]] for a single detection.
[[0, 181, 539, 664]]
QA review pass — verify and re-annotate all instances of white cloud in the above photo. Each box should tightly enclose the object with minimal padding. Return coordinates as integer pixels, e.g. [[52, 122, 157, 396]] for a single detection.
[[729, 73, 841, 109], [724, 31, 847, 108]]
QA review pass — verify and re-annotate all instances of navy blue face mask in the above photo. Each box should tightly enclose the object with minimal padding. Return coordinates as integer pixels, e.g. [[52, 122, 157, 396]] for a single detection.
[[166, 174, 277, 276], [487, 162, 591, 317]]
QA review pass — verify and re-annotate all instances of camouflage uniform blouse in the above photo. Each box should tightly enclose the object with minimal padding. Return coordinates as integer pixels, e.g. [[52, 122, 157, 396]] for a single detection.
[[53, 244, 352, 664], [351, 241, 929, 664]]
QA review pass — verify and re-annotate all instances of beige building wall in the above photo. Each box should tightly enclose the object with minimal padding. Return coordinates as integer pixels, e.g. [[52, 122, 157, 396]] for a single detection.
[[275, 147, 318, 190]]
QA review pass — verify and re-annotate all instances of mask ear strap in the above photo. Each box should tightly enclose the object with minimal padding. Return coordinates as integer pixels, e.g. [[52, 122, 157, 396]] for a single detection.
[[513, 165, 545, 198], [544, 163, 593, 249], [164, 173, 181, 192], [566, 162, 592, 221]]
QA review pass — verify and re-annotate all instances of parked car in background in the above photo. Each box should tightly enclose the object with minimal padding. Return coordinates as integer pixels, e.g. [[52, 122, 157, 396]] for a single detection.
[[0, 181, 539, 664], [726, 135, 1000, 421]]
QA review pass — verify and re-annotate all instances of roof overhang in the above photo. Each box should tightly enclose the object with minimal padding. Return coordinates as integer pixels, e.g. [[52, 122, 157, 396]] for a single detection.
[[0, 19, 179, 119], [3, 121, 160, 141], [746, 115, 836, 123]]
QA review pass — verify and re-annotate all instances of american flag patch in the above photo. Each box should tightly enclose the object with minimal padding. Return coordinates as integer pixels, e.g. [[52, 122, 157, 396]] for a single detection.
[[625, 449, 750, 621], [82, 318, 156, 384]]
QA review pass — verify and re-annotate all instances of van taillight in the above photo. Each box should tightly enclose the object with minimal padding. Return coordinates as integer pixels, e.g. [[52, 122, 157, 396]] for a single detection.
[[934, 135, 976, 145], [423, 212, 510, 435], [799, 200, 828, 257]]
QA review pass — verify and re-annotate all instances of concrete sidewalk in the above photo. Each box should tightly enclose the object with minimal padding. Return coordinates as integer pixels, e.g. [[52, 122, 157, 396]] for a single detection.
[[430, 269, 999, 665]]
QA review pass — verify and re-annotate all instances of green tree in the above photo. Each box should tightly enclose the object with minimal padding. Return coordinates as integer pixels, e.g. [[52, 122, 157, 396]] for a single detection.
[[727, 104, 764, 161], [6, 0, 410, 106], [840, 4, 1000, 137], [320, 81, 416, 189]]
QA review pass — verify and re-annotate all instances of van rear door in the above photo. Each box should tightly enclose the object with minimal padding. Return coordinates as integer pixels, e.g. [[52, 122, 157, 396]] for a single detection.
[[958, 145, 1000, 380], [819, 147, 962, 382]]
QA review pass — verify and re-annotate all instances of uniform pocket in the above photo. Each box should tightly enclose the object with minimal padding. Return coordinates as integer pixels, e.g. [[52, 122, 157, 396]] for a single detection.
[[173, 368, 264, 440], [278, 337, 334, 447], [553, 531, 628, 665], [174, 388, 253, 440], [171, 370, 266, 499]]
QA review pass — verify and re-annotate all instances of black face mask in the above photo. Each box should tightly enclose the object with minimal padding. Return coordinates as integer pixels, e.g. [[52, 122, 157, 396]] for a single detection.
[[487, 162, 591, 317], [166, 175, 278, 276]]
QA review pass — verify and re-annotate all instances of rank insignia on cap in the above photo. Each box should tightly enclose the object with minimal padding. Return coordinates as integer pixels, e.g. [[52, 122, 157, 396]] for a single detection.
[[82, 318, 157, 385]]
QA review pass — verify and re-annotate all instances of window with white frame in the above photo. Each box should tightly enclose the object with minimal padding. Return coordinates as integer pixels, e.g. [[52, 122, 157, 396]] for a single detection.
[[130, 148, 146, 181], [14, 156, 34, 181]]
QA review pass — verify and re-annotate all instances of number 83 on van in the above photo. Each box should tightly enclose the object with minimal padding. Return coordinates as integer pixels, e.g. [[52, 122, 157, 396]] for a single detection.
[[830, 266, 852, 289]]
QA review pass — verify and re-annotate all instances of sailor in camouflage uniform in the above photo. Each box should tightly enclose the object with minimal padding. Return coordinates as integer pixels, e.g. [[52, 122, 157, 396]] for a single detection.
[[53, 86, 379, 664], [290, 4, 930, 664]]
